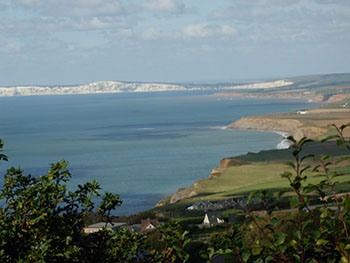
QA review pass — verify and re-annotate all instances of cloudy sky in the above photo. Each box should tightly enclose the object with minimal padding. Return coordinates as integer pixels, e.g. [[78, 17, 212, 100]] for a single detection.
[[0, 0, 349, 85]]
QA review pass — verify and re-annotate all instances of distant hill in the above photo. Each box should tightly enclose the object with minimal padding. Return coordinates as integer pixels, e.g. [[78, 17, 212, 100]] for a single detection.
[[1, 73, 349, 97], [213, 73, 350, 102]]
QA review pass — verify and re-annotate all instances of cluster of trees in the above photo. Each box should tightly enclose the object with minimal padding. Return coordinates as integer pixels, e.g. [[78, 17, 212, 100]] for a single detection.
[[0, 123, 349, 262]]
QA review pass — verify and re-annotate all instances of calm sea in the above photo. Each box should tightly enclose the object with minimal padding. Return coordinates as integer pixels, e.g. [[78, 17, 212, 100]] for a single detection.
[[0, 91, 316, 215]]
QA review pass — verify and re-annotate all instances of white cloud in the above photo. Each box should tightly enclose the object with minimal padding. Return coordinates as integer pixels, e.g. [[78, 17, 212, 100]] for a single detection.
[[183, 23, 236, 38], [209, 0, 350, 45], [138, 0, 187, 14], [141, 28, 162, 39], [313, 0, 350, 5], [140, 23, 236, 40], [12, 0, 126, 17], [0, 41, 22, 53]]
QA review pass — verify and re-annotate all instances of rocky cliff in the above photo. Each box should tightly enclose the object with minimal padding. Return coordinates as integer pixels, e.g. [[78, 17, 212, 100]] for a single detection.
[[228, 117, 327, 140]]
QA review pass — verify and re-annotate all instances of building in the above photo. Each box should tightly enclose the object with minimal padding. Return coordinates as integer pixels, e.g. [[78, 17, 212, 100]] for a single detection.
[[297, 110, 308, 115], [140, 218, 159, 233], [84, 222, 127, 234], [202, 211, 225, 226]]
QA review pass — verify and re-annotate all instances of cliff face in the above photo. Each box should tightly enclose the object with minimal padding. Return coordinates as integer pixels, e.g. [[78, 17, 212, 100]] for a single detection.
[[228, 117, 327, 140], [213, 92, 325, 102], [327, 94, 350, 103], [155, 158, 250, 206]]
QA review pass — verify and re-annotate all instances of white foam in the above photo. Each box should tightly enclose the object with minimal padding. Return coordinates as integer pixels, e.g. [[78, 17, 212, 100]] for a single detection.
[[277, 138, 291, 149], [274, 131, 291, 149], [137, 128, 155, 131]]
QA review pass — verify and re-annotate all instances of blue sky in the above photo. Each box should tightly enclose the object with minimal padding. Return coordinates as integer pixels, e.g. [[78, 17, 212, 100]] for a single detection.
[[0, 0, 349, 85]]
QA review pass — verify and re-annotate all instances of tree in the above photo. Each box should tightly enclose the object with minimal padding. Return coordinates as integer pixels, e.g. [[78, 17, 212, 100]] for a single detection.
[[0, 140, 122, 262]]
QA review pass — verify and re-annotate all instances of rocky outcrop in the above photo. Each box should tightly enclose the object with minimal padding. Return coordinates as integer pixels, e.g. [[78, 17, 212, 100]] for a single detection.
[[327, 94, 350, 103], [219, 158, 249, 168], [228, 117, 327, 140], [169, 186, 198, 204]]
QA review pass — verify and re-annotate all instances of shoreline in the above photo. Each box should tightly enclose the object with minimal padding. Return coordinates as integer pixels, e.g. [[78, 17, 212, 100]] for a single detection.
[[155, 102, 339, 207]]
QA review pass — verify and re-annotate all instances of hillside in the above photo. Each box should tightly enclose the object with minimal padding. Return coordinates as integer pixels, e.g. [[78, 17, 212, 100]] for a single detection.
[[213, 73, 350, 102], [2, 73, 350, 97], [155, 79, 350, 214]]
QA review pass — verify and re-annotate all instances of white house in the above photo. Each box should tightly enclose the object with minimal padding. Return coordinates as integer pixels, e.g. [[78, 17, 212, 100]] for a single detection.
[[203, 211, 225, 226], [297, 110, 308, 115]]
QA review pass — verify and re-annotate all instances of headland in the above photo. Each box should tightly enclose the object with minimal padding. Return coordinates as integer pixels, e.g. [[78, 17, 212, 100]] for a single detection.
[[154, 73, 350, 213]]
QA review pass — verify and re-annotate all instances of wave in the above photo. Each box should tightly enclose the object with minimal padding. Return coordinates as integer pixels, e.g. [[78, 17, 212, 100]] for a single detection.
[[274, 131, 291, 149], [207, 125, 229, 130], [136, 127, 155, 131], [277, 138, 291, 149]]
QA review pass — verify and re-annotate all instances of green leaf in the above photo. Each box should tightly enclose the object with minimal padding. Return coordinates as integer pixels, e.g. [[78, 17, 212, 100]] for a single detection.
[[242, 251, 250, 262], [251, 246, 262, 256], [248, 191, 259, 204], [337, 139, 344, 147], [287, 136, 296, 144], [301, 154, 314, 162], [276, 233, 286, 246], [343, 197, 350, 216], [320, 209, 329, 219], [316, 239, 329, 246], [271, 217, 280, 227], [280, 244, 287, 253], [321, 134, 339, 142], [290, 196, 299, 209], [289, 240, 298, 249], [285, 162, 295, 169], [300, 165, 311, 175], [294, 230, 301, 240], [281, 171, 293, 180]]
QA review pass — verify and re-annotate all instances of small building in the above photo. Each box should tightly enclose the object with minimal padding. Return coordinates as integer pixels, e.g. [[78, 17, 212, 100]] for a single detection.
[[141, 218, 159, 233], [297, 110, 308, 115], [202, 211, 225, 226], [84, 222, 127, 234]]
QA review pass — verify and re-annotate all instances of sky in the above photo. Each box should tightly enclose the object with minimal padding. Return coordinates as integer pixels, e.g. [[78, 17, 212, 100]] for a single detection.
[[0, 0, 349, 85]]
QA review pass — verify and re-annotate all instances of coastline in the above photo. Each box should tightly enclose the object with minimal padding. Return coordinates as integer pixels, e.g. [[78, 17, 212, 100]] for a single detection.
[[155, 99, 350, 207]]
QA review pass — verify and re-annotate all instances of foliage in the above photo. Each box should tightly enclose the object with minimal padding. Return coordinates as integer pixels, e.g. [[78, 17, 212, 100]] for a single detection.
[[0, 141, 122, 262]]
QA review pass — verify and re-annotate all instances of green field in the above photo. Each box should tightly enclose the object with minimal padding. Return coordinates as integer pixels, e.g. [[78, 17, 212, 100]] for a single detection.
[[155, 141, 350, 215]]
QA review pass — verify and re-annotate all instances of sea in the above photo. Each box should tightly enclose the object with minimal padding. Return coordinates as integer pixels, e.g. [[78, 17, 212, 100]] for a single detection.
[[0, 91, 317, 215]]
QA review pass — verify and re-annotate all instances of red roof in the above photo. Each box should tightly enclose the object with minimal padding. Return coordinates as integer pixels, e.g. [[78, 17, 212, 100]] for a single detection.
[[140, 218, 159, 233]]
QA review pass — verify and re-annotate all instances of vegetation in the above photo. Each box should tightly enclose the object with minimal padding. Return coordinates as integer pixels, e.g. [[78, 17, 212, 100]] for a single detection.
[[203, 123, 350, 262], [0, 123, 349, 262]]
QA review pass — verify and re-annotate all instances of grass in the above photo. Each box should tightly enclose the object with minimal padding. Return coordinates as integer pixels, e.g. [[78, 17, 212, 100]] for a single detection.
[[154, 140, 350, 215], [191, 162, 350, 200]]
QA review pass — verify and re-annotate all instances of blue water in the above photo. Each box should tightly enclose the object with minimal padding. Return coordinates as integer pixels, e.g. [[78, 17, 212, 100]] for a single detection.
[[0, 91, 317, 215]]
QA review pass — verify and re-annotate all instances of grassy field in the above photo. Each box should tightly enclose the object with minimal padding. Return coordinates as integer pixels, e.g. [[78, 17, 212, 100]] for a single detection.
[[155, 140, 350, 215]]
